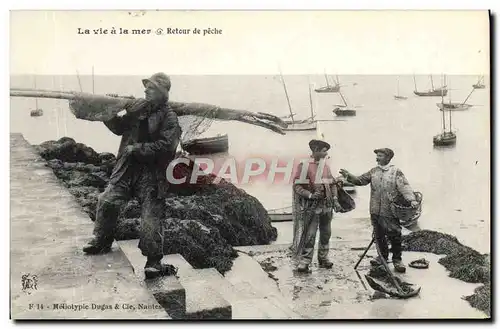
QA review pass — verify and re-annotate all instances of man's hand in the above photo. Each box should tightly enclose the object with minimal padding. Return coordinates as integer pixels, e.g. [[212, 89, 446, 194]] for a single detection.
[[310, 191, 323, 200], [333, 200, 343, 212], [410, 200, 419, 208], [339, 169, 351, 178], [124, 98, 149, 114], [123, 144, 141, 157]]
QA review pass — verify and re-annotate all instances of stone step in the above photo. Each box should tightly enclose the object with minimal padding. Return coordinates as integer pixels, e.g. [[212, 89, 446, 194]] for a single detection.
[[117, 240, 185, 319], [163, 254, 232, 319], [168, 254, 298, 319]]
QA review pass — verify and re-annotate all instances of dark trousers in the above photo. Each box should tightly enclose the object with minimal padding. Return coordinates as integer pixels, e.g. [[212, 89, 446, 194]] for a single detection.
[[371, 215, 402, 261], [299, 210, 332, 265], [93, 166, 165, 259]]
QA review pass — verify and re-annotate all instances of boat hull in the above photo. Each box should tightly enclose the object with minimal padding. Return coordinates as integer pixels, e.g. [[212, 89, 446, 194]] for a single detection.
[[414, 89, 448, 97], [30, 109, 43, 117], [333, 108, 356, 116], [181, 134, 229, 155], [394, 95, 408, 100], [473, 84, 485, 89], [433, 133, 457, 146], [315, 85, 340, 93], [283, 121, 317, 131], [436, 103, 472, 111]]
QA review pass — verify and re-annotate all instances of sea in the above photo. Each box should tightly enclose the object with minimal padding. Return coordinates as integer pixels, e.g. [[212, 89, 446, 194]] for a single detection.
[[10, 74, 491, 254]]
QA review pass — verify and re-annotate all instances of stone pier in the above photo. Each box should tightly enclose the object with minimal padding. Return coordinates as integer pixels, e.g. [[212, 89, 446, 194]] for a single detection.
[[10, 133, 169, 319]]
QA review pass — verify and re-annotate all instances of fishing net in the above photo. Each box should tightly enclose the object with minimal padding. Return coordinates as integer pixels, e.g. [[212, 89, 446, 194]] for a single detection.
[[178, 113, 216, 144]]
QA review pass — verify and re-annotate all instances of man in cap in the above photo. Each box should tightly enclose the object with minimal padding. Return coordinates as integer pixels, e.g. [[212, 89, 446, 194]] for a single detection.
[[78, 72, 182, 279], [292, 138, 342, 273], [340, 148, 417, 273]]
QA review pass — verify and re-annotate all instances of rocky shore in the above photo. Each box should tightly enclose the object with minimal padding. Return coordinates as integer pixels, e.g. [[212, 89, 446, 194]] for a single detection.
[[36, 137, 278, 274]]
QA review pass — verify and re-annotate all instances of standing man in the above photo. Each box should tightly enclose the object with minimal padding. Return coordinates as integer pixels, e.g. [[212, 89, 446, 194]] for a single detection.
[[292, 138, 342, 273], [340, 148, 418, 273], [77, 72, 182, 279]]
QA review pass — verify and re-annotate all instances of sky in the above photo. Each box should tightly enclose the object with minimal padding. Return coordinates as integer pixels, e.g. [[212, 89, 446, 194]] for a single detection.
[[10, 10, 490, 75]]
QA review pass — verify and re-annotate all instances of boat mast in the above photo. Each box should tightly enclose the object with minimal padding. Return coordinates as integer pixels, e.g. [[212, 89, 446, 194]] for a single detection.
[[441, 75, 446, 132], [461, 88, 475, 106], [308, 79, 315, 120], [339, 91, 348, 107], [397, 76, 400, 96], [33, 76, 39, 109], [92, 65, 95, 94], [279, 71, 294, 123], [448, 77, 452, 133], [336, 74, 340, 86], [430, 74, 435, 91], [413, 74, 418, 92], [324, 71, 330, 87]]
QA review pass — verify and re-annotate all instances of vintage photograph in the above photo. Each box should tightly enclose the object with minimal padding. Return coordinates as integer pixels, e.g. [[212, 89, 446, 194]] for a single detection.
[[9, 10, 490, 320]]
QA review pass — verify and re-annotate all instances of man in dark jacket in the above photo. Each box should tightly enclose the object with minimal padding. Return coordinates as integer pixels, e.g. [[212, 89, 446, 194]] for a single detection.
[[80, 72, 182, 279]]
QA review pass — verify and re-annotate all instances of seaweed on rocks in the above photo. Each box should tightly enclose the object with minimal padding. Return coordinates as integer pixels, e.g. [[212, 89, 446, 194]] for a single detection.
[[402, 230, 490, 316], [36, 137, 277, 274]]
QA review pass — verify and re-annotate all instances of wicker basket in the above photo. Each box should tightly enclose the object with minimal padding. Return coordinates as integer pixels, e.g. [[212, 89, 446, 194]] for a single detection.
[[390, 191, 423, 229]]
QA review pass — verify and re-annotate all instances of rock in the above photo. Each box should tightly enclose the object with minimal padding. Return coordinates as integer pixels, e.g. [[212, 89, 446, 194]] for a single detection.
[[36, 138, 278, 274]]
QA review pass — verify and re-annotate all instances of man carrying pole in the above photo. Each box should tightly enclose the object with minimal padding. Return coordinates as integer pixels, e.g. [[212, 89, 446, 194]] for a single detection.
[[74, 72, 182, 279]]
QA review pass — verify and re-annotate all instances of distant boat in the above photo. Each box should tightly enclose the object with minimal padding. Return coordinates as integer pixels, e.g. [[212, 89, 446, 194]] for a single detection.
[[30, 109, 43, 117], [394, 76, 408, 100], [434, 75, 456, 147], [30, 76, 43, 117], [315, 73, 341, 93], [472, 75, 486, 89], [280, 73, 317, 131], [181, 134, 229, 155], [436, 84, 475, 112], [414, 74, 448, 97], [332, 91, 356, 116]]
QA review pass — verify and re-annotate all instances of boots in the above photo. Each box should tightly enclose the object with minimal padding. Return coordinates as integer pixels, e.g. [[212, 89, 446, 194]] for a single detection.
[[393, 260, 406, 273], [144, 257, 178, 279], [82, 239, 112, 254], [318, 259, 333, 269], [297, 263, 310, 273]]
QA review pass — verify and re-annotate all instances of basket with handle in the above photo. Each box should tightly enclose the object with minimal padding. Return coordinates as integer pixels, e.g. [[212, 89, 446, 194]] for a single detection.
[[389, 191, 423, 229]]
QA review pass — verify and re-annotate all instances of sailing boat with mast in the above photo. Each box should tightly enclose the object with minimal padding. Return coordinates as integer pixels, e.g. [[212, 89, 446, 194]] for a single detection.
[[281, 74, 316, 131], [315, 73, 341, 93], [414, 74, 448, 97], [472, 75, 485, 89], [436, 81, 474, 111], [394, 76, 408, 100], [30, 76, 43, 117], [332, 91, 356, 116], [433, 75, 456, 147]]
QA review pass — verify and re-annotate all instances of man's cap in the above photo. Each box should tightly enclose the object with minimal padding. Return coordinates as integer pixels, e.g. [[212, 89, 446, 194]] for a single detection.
[[309, 139, 331, 152], [142, 72, 171, 97], [374, 148, 394, 159]]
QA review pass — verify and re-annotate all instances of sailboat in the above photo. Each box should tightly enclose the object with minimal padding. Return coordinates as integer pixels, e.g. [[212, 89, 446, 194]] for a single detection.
[[281, 74, 316, 131], [394, 76, 408, 100], [433, 76, 456, 147], [315, 73, 341, 93], [472, 75, 485, 89], [436, 81, 474, 111], [332, 91, 356, 116], [414, 74, 448, 97], [30, 76, 43, 117]]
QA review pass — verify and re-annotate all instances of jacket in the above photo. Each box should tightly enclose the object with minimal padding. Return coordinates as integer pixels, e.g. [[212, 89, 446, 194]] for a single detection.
[[293, 159, 338, 211], [104, 102, 182, 197], [347, 165, 415, 218]]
